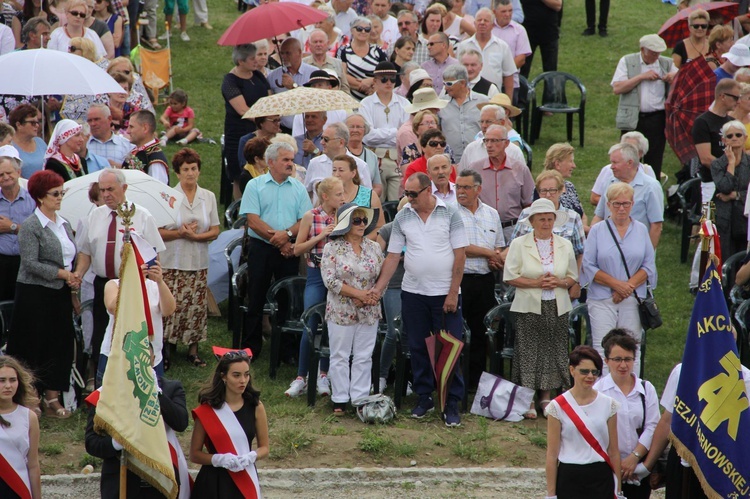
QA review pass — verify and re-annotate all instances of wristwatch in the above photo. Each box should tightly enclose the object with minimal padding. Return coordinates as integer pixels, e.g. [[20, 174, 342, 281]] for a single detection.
[[286, 229, 293, 239], [292, 83, 298, 89], [10, 222, 17, 234]]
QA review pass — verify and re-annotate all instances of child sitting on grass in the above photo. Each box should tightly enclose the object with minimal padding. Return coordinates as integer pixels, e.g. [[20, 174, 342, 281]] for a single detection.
[[159, 89, 201, 146]]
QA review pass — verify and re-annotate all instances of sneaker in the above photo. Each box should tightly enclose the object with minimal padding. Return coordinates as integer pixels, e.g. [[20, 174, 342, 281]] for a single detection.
[[443, 400, 461, 427], [377, 377, 387, 393], [159, 137, 168, 147], [180, 31, 190, 42], [284, 377, 306, 397], [316, 374, 330, 397], [411, 396, 434, 419], [158, 31, 171, 40], [176, 138, 188, 145]]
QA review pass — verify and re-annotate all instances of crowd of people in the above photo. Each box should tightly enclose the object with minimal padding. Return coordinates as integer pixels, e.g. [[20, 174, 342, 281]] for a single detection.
[[2, 0, 750, 497]]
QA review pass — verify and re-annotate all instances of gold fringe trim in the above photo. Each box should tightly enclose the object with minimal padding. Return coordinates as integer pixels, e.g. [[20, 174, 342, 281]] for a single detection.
[[94, 414, 178, 499], [669, 433, 723, 499]]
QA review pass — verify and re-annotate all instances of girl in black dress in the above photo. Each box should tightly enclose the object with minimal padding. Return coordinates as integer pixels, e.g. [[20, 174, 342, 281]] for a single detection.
[[189, 350, 269, 498]]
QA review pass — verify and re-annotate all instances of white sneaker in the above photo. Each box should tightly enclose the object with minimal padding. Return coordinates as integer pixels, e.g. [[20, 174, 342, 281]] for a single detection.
[[180, 31, 190, 42], [316, 374, 330, 397], [284, 377, 306, 397], [158, 31, 171, 40], [378, 377, 387, 393], [176, 138, 188, 145], [159, 137, 167, 147]]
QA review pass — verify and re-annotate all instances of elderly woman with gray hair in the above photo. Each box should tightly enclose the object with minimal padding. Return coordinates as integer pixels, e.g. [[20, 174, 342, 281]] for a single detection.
[[711, 119, 750, 258], [222, 43, 272, 200]]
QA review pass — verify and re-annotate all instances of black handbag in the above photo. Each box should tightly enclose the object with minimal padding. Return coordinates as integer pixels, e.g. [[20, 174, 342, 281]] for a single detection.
[[605, 221, 663, 330]]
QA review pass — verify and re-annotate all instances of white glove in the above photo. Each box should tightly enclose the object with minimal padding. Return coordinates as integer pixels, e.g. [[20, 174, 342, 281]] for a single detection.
[[211, 453, 241, 471], [238, 451, 257, 468], [544, 496, 557, 499], [635, 463, 650, 481], [111, 438, 123, 451]]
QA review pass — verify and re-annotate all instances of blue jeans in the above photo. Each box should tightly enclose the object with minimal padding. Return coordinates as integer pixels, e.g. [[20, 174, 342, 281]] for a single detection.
[[96, 354, 164, 388], [401, 291, 464, 404], [298, 267, 329, 377], [379, 288, 402, 375]]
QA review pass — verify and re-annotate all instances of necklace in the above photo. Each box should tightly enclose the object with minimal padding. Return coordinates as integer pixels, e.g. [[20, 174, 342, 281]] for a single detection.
[[687, 36, 707, 57], [64, 24, 83, 39], [534, 235, 554, 265]]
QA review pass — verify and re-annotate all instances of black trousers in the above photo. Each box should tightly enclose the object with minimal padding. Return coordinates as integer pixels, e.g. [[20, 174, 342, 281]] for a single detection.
[[622, 479, 652, 499], [0, 254, 20, 302], [585, 0, 610, 30], [242, 238, 300, 358], [92, 275, 112, 366], [622, 110, 667, 179], [461, 272, 497, 389]]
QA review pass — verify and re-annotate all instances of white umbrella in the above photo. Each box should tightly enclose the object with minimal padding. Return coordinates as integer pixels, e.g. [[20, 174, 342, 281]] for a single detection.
[[60, 170, 184, 228], [0, 49, 127, 95]]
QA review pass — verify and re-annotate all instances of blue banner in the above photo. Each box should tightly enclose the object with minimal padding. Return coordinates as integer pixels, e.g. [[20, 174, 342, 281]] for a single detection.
[[671, 262, 750, 498]]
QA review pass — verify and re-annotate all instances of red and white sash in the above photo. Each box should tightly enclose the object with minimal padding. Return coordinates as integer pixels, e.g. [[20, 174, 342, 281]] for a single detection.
[[0, 420, 32, 499], [85, 388, 192, 497], [192, 403, 262, 499], [555, 392, 618, 499]]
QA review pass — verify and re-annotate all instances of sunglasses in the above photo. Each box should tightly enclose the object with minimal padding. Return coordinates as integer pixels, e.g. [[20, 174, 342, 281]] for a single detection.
[[47, 190, 65, 198], [578, 368, 601, 376], [223, 350, 250, 360], [378, 76, 397, 83], [725, 133, 744, 139], [443, 80, 460, 87], [321, 136, 337, 143], [426, 41, 444, 47], [724, 93, 740, 101], [23, 120, 41, 125], [427, 140, 446, 147], [404, 185, 429, 198], [691, 23, 708, 29], [607, 357, 635, 363], [398, 21, 413, 26], [482, 138, 508, 144], [351, 216, 369, 225], [353, 26, 372, 33], [68, 45, 81, 52], [68, 10, 87, 18]]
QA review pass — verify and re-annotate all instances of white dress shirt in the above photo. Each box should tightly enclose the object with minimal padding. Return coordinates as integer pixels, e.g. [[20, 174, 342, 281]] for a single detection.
[[432, 181, 457, 207], [359, 92, 410, 149]]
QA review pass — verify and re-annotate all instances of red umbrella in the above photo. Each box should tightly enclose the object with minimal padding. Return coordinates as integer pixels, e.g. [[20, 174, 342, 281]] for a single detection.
[[425, 329, 464, 413], [665, 57, 715, 165], [217, 3, 328, 46], [658, 2, 739, 48]]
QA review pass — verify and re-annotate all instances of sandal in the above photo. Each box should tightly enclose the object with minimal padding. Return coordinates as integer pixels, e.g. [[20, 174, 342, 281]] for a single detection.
[[333, 402, 346, 416], [187, 354, 207, 367], [43, 398, 72, 419], [523, 408, 537, 420], [84, 378, 95, 395], [539, 399, 551, 418]]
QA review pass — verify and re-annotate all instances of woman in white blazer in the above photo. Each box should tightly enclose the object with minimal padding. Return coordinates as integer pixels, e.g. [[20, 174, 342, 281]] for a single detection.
[[503, 198, 578, 420]]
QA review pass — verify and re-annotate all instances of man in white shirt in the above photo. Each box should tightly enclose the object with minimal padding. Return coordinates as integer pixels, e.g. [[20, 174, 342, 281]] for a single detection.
[[590, 131, 657, 206], [371, 0, 399, 46], [333, 0, 358, 38], [611, 34, 676, 179], [459, 49, 500, 98], [87, 104, 134, 168], [360, 61, 410, 201], [427, 153, 456, 206], [304, 122, 371, 204], [457, 8, 516, 95], [459, 104, 525, 170]]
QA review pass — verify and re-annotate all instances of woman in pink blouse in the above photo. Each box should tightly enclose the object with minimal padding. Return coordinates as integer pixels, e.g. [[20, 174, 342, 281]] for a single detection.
[[321, 203, 383, 416]]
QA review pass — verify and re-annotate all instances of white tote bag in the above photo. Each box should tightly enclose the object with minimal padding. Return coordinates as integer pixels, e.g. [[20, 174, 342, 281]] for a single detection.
[[470, 371, 535, 422]]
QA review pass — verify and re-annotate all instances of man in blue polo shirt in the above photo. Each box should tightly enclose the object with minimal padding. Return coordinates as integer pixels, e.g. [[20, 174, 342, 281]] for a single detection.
[[239, 142, 312, 359]]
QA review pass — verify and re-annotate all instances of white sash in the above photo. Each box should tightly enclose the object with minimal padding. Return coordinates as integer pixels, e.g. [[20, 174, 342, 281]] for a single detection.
[[166, 427, 191, 499], [0, 421, 32, 499], [214, 403, 262, 499]]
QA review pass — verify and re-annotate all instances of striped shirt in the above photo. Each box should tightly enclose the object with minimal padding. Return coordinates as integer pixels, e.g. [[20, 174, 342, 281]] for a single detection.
[[306, 206, 335, 268], [338, 43, 388, 100], [388, 197, 468, 296], [458, 201, 505, 275], [510, 206, 586, 256]]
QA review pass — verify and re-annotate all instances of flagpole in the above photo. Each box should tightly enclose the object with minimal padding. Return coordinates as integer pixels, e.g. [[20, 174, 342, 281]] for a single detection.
[[120, 449, 127, 499]]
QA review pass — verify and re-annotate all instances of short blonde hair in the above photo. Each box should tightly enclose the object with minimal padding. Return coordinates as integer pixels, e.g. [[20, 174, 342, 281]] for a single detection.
[[535, 169, 564, 190], [108, 56, 134, 73], [66, 0, 89, 13], [688, 8, 708, 24], [544, 143, 574, 171], [70, 37, 96, 62], [412, 110, 439, 134], [316, 176, 343, 203], [606, 182, 635, 203]]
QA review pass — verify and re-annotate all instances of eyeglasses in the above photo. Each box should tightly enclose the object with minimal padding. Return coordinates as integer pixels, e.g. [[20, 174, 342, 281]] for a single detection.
[[47, 189, 65, 198], [398, 21, 413, 26], [68, 45, 81, 52], [266, 118, 281, 124], [455, 184, 478, 190], [538, 188, 559, 195], [482, 138, 508, 144], [353, 26, 372, 33], [321, 136, 337, 143], [427, 41, 444, 47], [404, 186, 429, 198], [479, 119, 499, 125], [444, 80, 460, 87], [607, 357, 635, 363], [427, 140, 446, 147], [610, 201, 633, 209], [691, 23, 708, 29], [378, 76, 397, 83], [351, 216, 369, 225], [23, 120, 41, 125], [223, 350, 250, 360], [725, 133, 744, 139], [68, 10, 87, 18], [724, 93, 740, 101], [578, 368, 601, 376]]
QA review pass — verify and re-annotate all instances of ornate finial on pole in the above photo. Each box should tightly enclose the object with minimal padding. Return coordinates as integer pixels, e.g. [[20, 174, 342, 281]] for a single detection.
[[117, 201, 137, 244]]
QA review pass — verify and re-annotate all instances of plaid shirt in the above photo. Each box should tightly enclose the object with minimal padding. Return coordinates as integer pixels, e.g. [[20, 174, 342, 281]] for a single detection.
[[306, 206, 334, 268], [510, 207, 586, 256], [665, 57, 715, 164]]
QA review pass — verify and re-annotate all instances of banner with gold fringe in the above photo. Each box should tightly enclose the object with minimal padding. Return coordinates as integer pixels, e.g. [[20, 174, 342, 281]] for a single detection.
[[671, 262, 750, 499], [94, 241, 178, 498]]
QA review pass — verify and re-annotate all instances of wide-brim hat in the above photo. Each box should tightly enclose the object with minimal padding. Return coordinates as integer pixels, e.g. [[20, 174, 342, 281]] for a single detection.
[[476, 92, 521, 118], [723, 43, 750, 67], [405, 88, 448, 114], [304, 69, 340, 88], [330, 203, 380, 237], [518, 198, 569, 228]]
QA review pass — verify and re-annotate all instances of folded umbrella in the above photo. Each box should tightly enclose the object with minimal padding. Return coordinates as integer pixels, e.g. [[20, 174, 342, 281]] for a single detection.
[[425, 329, 464, 413]]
